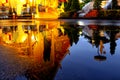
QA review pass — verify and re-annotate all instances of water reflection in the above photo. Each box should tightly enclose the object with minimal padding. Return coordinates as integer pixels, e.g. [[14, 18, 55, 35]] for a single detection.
[[0, 21, 71, 80], [0, 20, 120, 80], [82, 25, 120, 61]]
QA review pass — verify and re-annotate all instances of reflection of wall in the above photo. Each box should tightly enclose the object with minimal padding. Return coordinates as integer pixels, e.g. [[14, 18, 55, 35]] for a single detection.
[[0, 27, 2, 44]]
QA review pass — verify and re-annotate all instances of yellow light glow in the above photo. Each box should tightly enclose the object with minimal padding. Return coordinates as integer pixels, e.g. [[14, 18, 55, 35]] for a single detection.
[[31, 35, 36, 42], [21, 35, 27, 42]]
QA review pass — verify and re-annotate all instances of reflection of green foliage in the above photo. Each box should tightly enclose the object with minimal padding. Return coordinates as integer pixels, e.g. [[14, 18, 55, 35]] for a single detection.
[[93, 30, 100, 48], [63, 24, 81, 46], [110, 34, 116, 55], [92, 25, 119, 55], [107, 27, 119, 55]]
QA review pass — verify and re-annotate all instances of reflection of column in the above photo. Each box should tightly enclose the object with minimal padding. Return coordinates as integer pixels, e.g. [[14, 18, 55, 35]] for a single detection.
[[0, 27, 2, 44], [51, 29, 55, 65], [27, 31, 32, 55], [33, 32, 44, 63]]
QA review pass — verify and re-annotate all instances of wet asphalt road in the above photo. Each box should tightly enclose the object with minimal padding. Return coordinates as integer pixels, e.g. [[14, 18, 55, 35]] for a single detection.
[[0, 44, 33, 80]]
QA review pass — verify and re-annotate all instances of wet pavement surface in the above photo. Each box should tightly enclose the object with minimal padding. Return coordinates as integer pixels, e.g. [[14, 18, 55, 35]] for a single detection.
[[0, 44, 34, 80]]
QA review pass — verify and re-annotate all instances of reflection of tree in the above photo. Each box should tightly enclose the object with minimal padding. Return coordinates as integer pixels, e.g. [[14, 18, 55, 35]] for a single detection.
[[109, 30, 118, 55], [63, 24, 81, 46], [93, 25, 119, 55], [93, 30, 100, 48], [92, 26, 109, 48]]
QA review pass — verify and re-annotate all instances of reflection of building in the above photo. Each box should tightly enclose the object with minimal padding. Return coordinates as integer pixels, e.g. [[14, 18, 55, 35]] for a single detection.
[[1, 21, 70, 79]]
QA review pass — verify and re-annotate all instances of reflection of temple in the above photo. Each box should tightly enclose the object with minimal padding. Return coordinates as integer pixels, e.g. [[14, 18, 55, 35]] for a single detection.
[[0, 21, 70, 80]]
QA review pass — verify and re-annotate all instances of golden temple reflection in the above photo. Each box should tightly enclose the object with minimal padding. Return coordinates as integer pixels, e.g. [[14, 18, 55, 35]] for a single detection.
[[1, 21, 70, 66]]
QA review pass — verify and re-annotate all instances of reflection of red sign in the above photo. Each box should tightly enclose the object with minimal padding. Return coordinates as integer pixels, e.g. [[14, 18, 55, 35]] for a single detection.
[[59, 0, 67, 2], [88, 25, 98, 30]]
